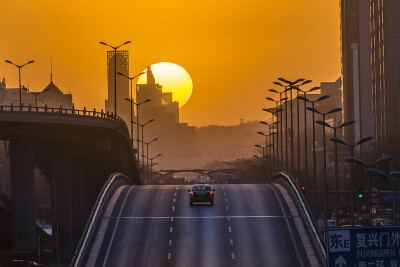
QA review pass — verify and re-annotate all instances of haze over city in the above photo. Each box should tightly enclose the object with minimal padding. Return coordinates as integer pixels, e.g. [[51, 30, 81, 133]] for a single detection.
[[0, 0, 340, 126], [1, 0, 400, 266]]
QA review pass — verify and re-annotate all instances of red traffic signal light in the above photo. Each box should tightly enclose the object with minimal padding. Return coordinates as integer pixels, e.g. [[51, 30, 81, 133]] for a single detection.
[[301, 186, 306, 191]]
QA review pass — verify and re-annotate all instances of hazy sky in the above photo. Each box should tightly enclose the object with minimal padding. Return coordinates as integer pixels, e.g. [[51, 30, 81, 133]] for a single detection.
[[0, 0, 341, 126]]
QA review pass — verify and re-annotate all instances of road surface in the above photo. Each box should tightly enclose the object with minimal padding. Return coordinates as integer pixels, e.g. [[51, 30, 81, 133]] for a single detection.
[[90, 184, 312, 266]]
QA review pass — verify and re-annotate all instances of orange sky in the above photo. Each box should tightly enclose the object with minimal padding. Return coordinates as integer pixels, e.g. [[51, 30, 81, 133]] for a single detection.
[[0, 0, 341, 126]]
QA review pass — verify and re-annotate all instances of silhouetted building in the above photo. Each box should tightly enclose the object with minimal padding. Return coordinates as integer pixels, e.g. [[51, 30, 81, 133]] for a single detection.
[[0, 71, 73, 108], [340, 0, 400, 161], [38, 72, 73, 108], [136, 66, 179, 124], [370, 0, 400, 157], [105, 50, 130, 121], [340, 0, 373, 148]]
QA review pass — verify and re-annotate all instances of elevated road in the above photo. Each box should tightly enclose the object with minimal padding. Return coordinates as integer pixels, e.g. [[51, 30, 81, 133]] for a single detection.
[[83, 184, 320, 266]]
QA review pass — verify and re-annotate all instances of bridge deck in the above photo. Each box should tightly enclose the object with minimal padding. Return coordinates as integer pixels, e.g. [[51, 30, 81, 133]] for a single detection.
[[87, 184, 313, 266]]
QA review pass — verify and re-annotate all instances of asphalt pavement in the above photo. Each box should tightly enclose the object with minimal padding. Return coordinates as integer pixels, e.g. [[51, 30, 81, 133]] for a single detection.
[[91, 184, 313, 267]]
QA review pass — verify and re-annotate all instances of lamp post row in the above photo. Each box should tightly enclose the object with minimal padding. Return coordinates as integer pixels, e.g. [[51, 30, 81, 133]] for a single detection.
[[256, 77, 397, 228]]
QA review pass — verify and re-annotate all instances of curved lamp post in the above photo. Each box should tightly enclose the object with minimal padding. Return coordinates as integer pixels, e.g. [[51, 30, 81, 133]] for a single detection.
[[265, 98, 287, 169], [149, 153, 162, 184], [306, 106, 342, 228], [269, 89, 289, 169], [316, 119, 355, 226], [127, 99, 151, 160], [298, 95, 329, 219], [330, 136, 373, 226], [119, 71, 145, 147], [262, 108, 283, 168], [144, 137, 159, 179], [99, 41, 131, 116], [132, 118, 154, 168], [29, 88, 50, 110], [345, 155, 394, 226], [293, 85, 320, 199], [5, 60, 35, 109]]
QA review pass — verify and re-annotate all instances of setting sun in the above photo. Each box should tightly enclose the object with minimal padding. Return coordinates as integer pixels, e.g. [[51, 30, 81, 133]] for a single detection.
[[137, 62, 193, 108]]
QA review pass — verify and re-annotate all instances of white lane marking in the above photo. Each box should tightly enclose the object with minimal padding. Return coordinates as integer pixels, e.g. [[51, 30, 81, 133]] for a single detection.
[[172, 206, 175, 212], [225, 205, 229, 211], [170, 227, 173, 233], [103, 215, 294, 219], [224, 193, 227, 196], [231, 252, 236, 260], [175, 193, 177, 196], [226, 216, 231, 221], [176, 188, 178, 190], [225, 198, 228, 202], [228, 226, 232, 232], [171, 216, 174, 222], [169, 240, 172, 246], [173, 198, 176, 202], [168, 253, 171, 260], [102, 186, 134, 267], [230, 239, 234, 246]]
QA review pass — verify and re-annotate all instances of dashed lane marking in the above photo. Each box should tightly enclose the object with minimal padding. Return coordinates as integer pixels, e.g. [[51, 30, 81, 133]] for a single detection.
[[225, 205, 229, 211], [175, 193, 177, 196], [170, 227, 173, 233], [228, 226, 232, 232], [173, 198, 176, 202], [224, 193, 227, 196], [227, 216, 231, 221], [230, 239, 234, 246], [168, 253, 171, 260], [231, 252, 236, 260], [171, 216, 174, 222], [225, 198, 228, 202], [172, 206, 175, 212], [169, 240, 172, 246]]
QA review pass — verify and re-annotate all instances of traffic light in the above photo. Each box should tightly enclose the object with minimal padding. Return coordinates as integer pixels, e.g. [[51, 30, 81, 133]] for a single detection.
[[301, 185, 306, 193], [357, 186, 364, 199]]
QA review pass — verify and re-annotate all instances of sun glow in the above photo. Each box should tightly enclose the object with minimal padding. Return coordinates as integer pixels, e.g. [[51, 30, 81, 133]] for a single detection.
[[137, 62, 193, 108]]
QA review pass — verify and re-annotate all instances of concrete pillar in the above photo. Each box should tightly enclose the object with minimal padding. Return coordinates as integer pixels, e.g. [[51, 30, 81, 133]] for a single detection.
[[9, 141, 36, 251], [52, 157, 73, 263]]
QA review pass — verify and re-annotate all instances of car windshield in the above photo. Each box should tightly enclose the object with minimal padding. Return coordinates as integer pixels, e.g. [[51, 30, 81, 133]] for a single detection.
[[192, 185, 211, 191]]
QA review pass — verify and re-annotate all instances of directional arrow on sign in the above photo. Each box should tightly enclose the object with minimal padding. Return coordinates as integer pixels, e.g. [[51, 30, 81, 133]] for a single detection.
[[335, 255, 347, 267]]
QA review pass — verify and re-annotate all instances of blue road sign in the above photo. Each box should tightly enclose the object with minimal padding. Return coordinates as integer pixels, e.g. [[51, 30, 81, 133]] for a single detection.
[[326, 226, 400, 267]]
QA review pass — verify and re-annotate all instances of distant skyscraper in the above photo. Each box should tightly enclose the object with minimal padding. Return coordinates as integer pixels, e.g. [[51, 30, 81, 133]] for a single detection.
[[340, 0, 373, 149], [370, 0, 400, 156], [341, 0, 400, 160], [105, 50, 130, 120]]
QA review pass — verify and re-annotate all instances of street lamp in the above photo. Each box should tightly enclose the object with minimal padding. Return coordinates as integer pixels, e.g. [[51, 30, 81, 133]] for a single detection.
[[29, 88, 50, 110], [269, 89, 289, 169], [144, 138, 159, 179], [132, 119, 154, 168], [275, 78, 306, 174], [330, 136, 373, 226], [301, 95, 330, 219], [149, 153, 162, 184], [99, 41, 131, 116], [316, 119, 355, 226], [365, 169, 400, 225], [119, 71, 145, 148], [265, 98, 287, 169], [306, 106, 342, 229], [292, 86, 321, 199], [5, 60, 35, 109], [127, 99, 151, 161], [345, 155, 394, 226]]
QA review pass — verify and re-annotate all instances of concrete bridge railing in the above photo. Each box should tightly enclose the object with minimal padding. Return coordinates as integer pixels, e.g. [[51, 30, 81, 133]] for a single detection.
[[71, 173, 131, 267], [269, 171, 326, 264]]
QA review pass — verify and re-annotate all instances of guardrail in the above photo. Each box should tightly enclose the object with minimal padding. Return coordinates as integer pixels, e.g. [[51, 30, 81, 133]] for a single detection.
[[71, 173, 131, 267], [0, 104, 127, 129], [269, 171, 326, 264]]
